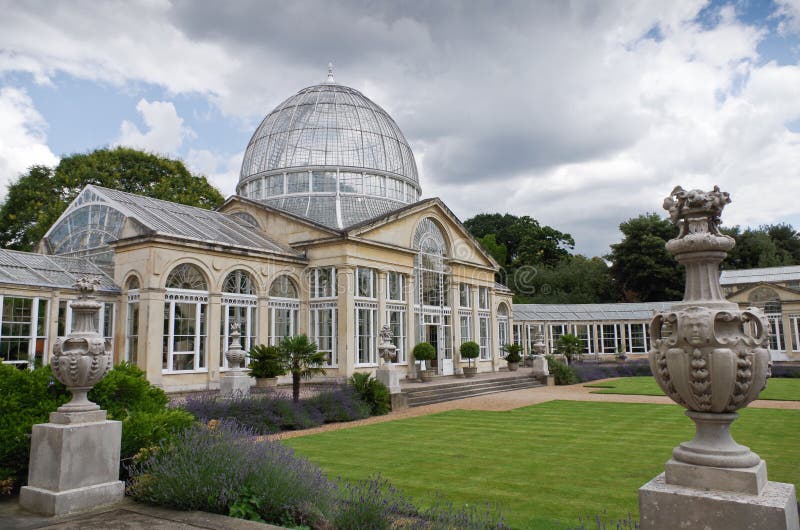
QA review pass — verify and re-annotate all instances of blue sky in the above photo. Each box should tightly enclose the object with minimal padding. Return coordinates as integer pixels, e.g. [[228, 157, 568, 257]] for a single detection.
[[1, 0, 799, 257]]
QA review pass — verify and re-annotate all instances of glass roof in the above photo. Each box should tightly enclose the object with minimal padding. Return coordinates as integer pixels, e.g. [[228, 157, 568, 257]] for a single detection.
[[720, 265, 800, 286], [513, 302, 674, 322], [237, 77, 421, 229], [0, 248, 118, 292]]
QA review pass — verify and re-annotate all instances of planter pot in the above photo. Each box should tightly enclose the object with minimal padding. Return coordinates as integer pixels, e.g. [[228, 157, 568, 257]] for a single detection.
[[463, 366, 478, 378], [523, 358, 534, 367], [419, 370, 435, 382], [507, 361, 520, 372], [255, 377, 279, 389]]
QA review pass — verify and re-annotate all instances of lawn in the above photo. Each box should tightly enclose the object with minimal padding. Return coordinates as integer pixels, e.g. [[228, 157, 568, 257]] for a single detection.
[[584, 376, 800, 401], [283, 400, 800, 529]]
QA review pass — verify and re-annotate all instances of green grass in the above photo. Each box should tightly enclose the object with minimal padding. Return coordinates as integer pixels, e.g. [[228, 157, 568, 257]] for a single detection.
[[283, 401, 800, 529], [584, 376, 800, 401]]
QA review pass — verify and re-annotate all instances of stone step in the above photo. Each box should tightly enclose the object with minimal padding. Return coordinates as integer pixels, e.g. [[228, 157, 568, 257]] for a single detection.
[[404, 375, 537, 394], [405, 378, 541, 407]]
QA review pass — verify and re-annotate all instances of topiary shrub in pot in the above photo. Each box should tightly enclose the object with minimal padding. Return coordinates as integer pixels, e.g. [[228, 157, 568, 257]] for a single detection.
[[459, 341, 480, 378], [412, 343, 436, 382], [501, 344, 522, 371], [247, 345, 285, 388]]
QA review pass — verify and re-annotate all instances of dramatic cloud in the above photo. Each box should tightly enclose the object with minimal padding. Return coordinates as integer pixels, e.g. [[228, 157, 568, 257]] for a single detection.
[[116, 99, 194, 155], [0, 87, 58, 197], [1, 0, 799, 255]]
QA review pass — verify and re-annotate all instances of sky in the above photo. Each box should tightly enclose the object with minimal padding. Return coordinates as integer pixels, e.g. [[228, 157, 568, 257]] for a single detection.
[[1, 0, 799, 257]]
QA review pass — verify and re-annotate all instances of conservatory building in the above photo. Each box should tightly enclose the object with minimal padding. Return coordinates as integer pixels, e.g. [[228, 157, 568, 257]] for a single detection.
[[0, 72, 513, 391]]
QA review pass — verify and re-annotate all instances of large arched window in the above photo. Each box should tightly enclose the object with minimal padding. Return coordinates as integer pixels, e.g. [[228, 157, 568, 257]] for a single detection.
[[413, 218, 453, 372], [269, 275, 299, 345], [163, 263, 209, 372], [220, 270, 257, 369], [497, 303, 509, 356]]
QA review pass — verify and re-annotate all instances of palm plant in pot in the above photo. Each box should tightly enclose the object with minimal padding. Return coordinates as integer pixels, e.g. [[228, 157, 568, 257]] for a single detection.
[[412, 342, 436, 382], [502, 343, 523, 371], [459, 341, 480, 378], [247, 344, 285, 388], [278, 334, 328, 402]]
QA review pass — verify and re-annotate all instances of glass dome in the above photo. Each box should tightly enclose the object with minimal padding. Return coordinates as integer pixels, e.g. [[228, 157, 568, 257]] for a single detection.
[[237, 69, 421, 229]]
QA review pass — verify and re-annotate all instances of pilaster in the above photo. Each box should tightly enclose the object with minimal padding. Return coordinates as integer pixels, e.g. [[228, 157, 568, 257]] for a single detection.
[[337, 266, 355, 376], [139, 288, 165, 386], [207, 292, 222, 385]]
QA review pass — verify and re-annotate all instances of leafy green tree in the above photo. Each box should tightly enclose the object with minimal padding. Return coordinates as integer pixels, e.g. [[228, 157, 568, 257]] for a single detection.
[[607, 213, 683, 302], [0, 147, 225, 251], [277, 335, 327, 402], [477, 233, 507, 266], [722, 224, 800, 270], [516, 255, 615, 304]]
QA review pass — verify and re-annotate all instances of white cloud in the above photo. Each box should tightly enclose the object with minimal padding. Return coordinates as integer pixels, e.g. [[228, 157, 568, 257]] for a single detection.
[[775, 0, 800, 35], [116, 99, 194, 155], [0, 87, 58, 199], [185, 148, 242, 197]]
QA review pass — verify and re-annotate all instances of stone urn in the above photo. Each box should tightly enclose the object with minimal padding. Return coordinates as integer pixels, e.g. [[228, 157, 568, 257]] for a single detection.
[[649, 186, 771, 470], [225, 321, 247, 369], [51, 278, 112, 413]]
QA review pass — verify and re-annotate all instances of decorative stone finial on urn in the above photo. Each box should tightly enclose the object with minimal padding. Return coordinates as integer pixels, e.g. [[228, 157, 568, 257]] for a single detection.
[[650, 186, 771, 469], [225, 319, 247, 370], [51, 277, 112, 413]]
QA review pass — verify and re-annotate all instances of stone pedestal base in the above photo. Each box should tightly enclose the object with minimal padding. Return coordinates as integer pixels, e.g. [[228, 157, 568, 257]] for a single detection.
[[639, 473, 799, 530], [665, 458, 767, 495], [220, 370, 251, 397], [19, 414, 124, 516], [532, 355, 549, 377], [390, 393, 408, 410], [376, 365, 402, 394]]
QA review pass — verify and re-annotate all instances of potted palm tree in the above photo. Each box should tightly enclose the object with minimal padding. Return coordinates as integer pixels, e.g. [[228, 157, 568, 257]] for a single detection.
[[412, 342, 436, 382], [555, 333, 582, 366], [502, 344, 523, 371], [247, 344, 285, 388], [277, 334, 328, 402], [460, 341, 480, 377]]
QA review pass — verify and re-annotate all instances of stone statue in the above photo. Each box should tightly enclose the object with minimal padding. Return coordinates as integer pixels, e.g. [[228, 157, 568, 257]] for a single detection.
[[378, 324, 396, 364], [51, 277, 112, 413]]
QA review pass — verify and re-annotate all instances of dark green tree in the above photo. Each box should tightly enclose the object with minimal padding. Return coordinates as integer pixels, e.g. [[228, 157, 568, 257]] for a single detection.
[[607, 213, 683, 302], [0, 147, 225, 251], [477, 233, 507, 266], [516, 255, 615, 304], [722, 224, 800, 270]]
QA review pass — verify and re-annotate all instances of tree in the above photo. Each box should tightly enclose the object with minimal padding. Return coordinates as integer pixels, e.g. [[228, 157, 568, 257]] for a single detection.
[[516, 255, 615, 304], [0, 147, 225, 251], [277, 335, 327, 403], [477, 233, 507, 266], [607, 213, 683, 302], [722, 224, 800, 270]]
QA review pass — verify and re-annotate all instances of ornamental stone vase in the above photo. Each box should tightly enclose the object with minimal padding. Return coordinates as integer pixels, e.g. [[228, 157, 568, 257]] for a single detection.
[[51, 278, 112, 413], [224, 321, 247, 369], [649, 186, 772, 469]]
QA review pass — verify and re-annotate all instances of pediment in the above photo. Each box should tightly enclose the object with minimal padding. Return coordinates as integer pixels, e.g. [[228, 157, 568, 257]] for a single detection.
[[727, 281, 800, 303]]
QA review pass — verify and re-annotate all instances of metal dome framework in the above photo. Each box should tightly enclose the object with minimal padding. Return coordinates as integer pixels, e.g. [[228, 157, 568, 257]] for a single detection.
[[238, 74, 421, 229]]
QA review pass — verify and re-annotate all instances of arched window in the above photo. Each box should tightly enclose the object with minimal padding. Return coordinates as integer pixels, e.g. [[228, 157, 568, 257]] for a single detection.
[[498, 302, 509, 356], [220, 270, 258, 369], [163, 263, 209, 372], [268, 275, 299, 345], [125, 276, 140, 365], [166, 263, 208, 291], [413, 218, 453, 372]]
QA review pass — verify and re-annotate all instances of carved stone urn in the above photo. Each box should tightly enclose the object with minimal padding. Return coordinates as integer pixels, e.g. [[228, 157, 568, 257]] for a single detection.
[[377, 324, 397, 365], [51, 278, 113, 413], [225, 320, 247, 370], [649, 186, 772, 470]]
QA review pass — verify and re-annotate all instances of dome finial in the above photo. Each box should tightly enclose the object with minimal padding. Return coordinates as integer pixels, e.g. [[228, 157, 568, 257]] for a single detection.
[[326, 62, 335, 84]]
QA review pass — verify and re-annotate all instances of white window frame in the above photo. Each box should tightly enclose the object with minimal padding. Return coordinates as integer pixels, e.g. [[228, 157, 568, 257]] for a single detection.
[[478, 312, 491, 360], [0, 295, 48, 368], [355, 302, 377, 366], [125, 290, 140, 364], [766, 313, 785, 352], [478, 286, 488, 309], [548, 323, 569, 353], [163, 291, 208, 373], [310, 302, 338, 366], [310, 266, 337, 299], [387, 304, 407, 364], [387, 272, 405, 302], [356, 267, 376, 299], [459, 311, 472, 344], [269, 300, 299, 346], [220, 296, 257, 370], [459, 284, 471, 307]]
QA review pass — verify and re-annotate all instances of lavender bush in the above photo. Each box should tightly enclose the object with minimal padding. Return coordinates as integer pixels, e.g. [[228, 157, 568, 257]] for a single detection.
[[571, 359, 652, 382], [181, 384, 370, 434], [127, 420, 337, 526], [566, 511, 639, 529]]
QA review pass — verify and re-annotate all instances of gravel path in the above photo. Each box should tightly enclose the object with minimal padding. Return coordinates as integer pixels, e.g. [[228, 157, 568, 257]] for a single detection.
[[271, 379, 800, 441]]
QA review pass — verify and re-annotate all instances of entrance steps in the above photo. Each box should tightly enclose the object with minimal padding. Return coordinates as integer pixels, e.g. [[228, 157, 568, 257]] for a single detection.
[[403, 375, 542, 407]]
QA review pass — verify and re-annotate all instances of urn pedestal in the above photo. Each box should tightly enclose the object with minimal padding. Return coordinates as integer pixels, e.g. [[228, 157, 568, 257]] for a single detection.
[[637, 186, 798, 530], [19, 278, 123, 516]]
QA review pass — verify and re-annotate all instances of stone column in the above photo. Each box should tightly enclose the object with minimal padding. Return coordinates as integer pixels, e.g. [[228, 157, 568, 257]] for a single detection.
[[257, 295, 269, 347], [451, 281, 462, 375], [20, 279, 124, 516], [337, 266, 356, 377], [207, 292, 222, 388], [140, 288, 165, 387], [638, 186, 799, 530], [377, 271, 387, 335], [405, 273, 417, 378]]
